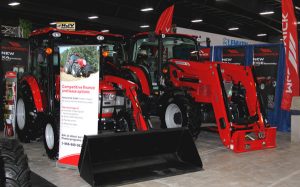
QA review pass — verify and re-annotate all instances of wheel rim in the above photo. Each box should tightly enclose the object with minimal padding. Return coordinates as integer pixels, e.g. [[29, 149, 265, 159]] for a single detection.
[[45, 123, 55, 150], [16, 98, 26, 130], [165, 103, 183, 128]]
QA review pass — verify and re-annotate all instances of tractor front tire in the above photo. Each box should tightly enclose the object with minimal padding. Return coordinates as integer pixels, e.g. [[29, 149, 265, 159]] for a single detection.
[[0, 139, 31, 187], [71, 64, 81, 77], [160, 96, 202, 138], [64, 63, 71, 74], [16, 86, 34, 143], [43, 116, 59, 160]]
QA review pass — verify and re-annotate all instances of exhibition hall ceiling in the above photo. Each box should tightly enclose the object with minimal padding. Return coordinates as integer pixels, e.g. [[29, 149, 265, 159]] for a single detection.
[[0, 0, 299, 42]]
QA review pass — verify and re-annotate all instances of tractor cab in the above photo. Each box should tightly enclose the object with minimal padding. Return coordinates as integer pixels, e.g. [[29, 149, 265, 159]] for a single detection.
[[129, 32, 199, 94], [24, 27, 125, 116]]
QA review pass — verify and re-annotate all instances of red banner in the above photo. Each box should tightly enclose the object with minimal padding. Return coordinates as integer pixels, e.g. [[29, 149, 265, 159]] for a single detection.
[[155, 5, 174, 34], [281, 0, 299, 110]]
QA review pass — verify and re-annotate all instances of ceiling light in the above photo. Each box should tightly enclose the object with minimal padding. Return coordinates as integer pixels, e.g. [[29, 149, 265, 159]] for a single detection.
[[101, 29, 109, 33], [8, 1, 20, 6], [297, 21, 300, 25], [49, 22, 56, 25], [228, 27, 239, 31], [88, 16, 98, 20], [140, 25, 150, 28], [191, 19, 203, 23], [295, 6, 300, 10], [257, 33, 267, 37], [141, 7, 153, 12], [259, 11, 274, 15]]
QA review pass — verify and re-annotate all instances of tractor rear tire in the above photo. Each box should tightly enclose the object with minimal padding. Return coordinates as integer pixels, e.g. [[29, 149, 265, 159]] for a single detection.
[[71, 64, 81, 77], [43, 115, 60, 160], [160, 96, 202, 138], [16, 85, 34, 143], [0, 139, 31, 187]]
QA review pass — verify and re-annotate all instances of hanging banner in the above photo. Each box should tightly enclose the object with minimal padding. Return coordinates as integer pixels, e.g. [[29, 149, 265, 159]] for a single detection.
[[58, 45, 99, 167], [1, 37, 28, 75], [222, 47, 246, 65], [253, 46, 279, 109], [281, 0, 299, 110], [155, 5, 174, 34]]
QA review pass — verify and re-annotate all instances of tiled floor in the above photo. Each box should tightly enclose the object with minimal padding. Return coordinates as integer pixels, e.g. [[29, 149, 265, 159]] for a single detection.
[[20, 130, 300, 187]]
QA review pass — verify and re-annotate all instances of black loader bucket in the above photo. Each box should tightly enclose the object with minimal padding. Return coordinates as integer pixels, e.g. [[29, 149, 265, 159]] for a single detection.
[[78, 128, 202, 187]]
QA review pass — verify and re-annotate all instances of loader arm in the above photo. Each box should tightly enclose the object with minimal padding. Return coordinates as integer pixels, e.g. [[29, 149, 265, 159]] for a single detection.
[[103, 75, 149, 131], [166, 59, 276, 152]]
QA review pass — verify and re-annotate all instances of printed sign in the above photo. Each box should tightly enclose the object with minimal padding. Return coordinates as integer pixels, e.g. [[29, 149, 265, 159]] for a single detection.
[[1, 37, 28, 75], [56, 22, 76, 31], [222, 47, 246, 65], [253, 46, 279, 109], [58, 45, 99, 167], [199, 48, 210, 61]]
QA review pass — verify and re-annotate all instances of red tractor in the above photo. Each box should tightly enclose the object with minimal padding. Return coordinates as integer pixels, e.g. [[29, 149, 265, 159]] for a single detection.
[[123, 31, 276, 153], [15, 28, 148, 159], [64, 53, 94, 77]]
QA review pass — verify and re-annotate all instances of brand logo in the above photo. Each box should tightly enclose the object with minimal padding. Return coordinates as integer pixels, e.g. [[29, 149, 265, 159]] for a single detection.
[[56, 22, 76, 31], [259, 48, 273, 53], [227, 49, 239, 54], [9, 41, 21, 48], [282, 12, 298, 94]]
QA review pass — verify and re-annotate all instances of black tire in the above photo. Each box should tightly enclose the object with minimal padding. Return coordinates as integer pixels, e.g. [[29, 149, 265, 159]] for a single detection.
[[71, 63, 81, 77], [16, 84, 34, 143], [43, 115, 59, 160], [0, 139, 31, 187], [115, 110, 137, 132], [64, 63, 71, 74], [160, 96, 202, 138]]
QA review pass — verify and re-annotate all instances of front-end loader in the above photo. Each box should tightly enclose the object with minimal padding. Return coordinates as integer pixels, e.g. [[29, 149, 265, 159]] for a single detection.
[[15, 27, 202, 186]]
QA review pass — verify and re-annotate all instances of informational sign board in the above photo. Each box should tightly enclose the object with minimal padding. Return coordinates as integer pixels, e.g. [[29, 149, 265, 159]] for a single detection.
[[58, 45, 99, 167], [1, 37, 28, 75], [253, 46, 279, 109], [222, 47, 246, 65]]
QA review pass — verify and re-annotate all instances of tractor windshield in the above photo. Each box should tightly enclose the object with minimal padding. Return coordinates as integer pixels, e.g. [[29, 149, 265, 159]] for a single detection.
[[131, 35, 197, 85], [132, 35, 198, 65]]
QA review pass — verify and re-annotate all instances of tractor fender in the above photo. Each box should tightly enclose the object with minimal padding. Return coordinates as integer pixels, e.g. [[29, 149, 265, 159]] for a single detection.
[[19, 75, 44, 112], [123, 65, 151, 96]]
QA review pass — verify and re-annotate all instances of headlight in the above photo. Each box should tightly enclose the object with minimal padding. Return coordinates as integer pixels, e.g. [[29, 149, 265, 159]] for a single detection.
[[52, 32, 61, 38], [103, 93, 116, 100]]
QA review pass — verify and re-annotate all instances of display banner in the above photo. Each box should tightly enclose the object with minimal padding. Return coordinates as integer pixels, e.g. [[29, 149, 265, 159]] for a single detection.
[[0, 37, 28, 75], [253, 46, 279, 109], [199, 47, 210, 61], [281, 0, 299, 110], [58, 45, 99, 167], [222, 47, 246, 65]]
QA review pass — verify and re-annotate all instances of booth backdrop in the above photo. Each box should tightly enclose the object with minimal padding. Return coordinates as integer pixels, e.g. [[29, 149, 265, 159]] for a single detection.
[[211, 44, 291, 132]]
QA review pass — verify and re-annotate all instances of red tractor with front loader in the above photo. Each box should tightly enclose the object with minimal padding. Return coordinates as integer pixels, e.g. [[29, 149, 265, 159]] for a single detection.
[[123, 31, 276, 153], [15, 28, 148, 159]]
